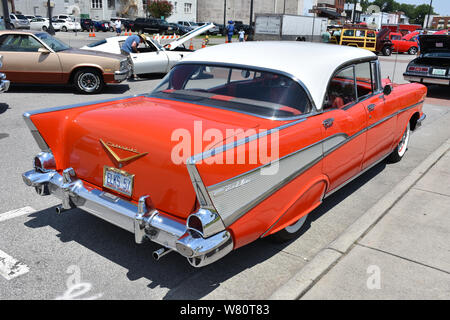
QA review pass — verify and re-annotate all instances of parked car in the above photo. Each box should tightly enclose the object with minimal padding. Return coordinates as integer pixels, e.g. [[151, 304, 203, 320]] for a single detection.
[[52, 15, 76, 22], [93, 20, 110, 32], [30, 18, 62, 32], [0, 55, 10, 93], [81, 24, 215, 75], [134, 18, 174, 34], [57, 19, 81, 32], [80, 18, 94, 32], [177, 21, 198, 32], [25, 15, 35, 22], [388, 31, 419, 55], [0, 30, 131, 93], [197, 22, 219, 35], [330, 26, 393, 56], [21, 42, 426, 267], [404, 35, 450, 86], [9, 13, 30, 29], [174, 23, 191, 35]]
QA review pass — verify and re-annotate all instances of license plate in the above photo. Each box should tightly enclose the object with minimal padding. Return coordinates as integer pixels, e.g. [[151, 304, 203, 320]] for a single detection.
[[103, 166, 134, 197], [432, 68, 446, 76]]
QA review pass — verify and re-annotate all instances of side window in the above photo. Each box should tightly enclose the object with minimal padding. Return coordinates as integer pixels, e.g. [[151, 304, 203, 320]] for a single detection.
[[343, 29, 354, 37], [354, 62, 374, 99], [323, 66, 356, 110], [355, 30, 365, 37], [0, 34, 43, 52], [367, 31, 376, 38]]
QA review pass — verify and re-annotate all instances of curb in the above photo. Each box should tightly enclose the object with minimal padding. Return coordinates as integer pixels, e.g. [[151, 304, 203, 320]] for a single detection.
[[269, 138, 450, 300]]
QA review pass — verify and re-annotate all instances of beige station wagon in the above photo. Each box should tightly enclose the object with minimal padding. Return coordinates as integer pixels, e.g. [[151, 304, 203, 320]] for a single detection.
[[0, 30, 132, 93]]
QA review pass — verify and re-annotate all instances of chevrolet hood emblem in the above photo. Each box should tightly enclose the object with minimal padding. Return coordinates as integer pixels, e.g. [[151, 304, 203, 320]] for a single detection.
[[100, 139, 148, 168]]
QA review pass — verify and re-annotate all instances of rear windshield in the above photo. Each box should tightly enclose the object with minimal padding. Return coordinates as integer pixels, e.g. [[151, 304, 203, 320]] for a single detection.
[[152, 64, 312, 119]]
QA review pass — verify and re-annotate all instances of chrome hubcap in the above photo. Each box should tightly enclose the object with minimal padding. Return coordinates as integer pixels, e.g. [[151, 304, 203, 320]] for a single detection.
[[398, 124, 410, 157], [78, 73, 98, 92], [285, 214, 307, 234]]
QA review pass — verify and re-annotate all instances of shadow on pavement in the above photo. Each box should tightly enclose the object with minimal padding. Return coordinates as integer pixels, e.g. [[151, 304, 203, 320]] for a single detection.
[[426, 85, 450, 100], [6, 84, 131, 95], [23, 159, 388, 300], [0, 103, 9, 115]]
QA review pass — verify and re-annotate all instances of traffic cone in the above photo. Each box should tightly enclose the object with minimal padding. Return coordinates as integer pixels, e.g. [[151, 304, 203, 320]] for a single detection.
[[189, 40, 194, 50], [201, 40, 205, 48]]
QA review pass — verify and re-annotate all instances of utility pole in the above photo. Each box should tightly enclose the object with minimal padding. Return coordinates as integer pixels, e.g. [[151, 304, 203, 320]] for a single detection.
[[223, 0, 226, 34], [425, 0, 433, 29], [47, 0, 55, 35], [1, 0, 11, 29], [352, 0, 357, 24], [249, 0, 254, 39]]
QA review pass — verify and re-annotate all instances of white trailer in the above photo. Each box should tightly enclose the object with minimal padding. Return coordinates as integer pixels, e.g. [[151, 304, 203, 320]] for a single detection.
[[254, 14, 328, 42]]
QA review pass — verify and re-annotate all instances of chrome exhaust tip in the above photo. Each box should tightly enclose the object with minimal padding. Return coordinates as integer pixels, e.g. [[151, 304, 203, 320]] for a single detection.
[[153, 247, 172, 261], [55, 205, 67, 214]]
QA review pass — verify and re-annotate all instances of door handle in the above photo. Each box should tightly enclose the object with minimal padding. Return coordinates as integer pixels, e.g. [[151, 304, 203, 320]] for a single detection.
[[323, 118, 334, 129], [367, 104, 376, 112]]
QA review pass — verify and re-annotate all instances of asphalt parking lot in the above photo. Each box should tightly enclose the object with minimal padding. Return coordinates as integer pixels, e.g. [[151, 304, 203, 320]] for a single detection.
[[0, 34, 449, 300]]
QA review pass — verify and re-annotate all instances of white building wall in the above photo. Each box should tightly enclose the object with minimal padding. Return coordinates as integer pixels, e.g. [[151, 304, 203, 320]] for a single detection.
[[166, 0, 197, 23]]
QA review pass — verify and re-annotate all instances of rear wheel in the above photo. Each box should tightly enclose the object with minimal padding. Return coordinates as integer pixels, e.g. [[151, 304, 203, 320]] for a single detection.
[[269, 214, 308, 242], [73, 68, 104, 94], [382, 46, 392, 56], [388, 123, 410, 163], [408, 46, 418, 55]]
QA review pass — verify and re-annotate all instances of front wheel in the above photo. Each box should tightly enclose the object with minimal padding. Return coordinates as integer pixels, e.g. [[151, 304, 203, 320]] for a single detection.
[[42, 26, 48, 31], [269, 214, 308, 242], [73, 68, 104, 94], [388, 123, 410, 163], [62, 26, 68, 32]]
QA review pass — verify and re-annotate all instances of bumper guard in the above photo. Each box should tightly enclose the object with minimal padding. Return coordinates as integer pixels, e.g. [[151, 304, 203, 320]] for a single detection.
[[22, 168, 233, 267]]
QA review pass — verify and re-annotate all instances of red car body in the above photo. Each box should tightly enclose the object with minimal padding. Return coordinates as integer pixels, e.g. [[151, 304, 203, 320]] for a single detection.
[[22, 42, 427, 267], [389, 32, 419, 54]]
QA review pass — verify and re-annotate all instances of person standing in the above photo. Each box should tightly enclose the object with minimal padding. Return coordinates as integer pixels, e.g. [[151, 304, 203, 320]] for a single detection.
[[115, 19, 122, 36], [121, 34, 145, 80], [238, 28, 245, 42], [321, 30, 331, 43], [226, 20, 235, 43]]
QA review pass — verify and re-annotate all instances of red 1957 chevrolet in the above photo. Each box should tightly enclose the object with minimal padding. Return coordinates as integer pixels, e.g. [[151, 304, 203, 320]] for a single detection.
[[22, 42, 426, 267]]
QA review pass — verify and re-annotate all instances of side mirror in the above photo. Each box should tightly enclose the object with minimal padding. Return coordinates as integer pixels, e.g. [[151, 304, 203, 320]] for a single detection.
[[38, 47, 50, 54], [383, 84, 392, 96]]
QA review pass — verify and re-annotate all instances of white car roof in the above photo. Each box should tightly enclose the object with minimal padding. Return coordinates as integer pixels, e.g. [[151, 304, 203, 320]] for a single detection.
[[181, 41, 377, 109]]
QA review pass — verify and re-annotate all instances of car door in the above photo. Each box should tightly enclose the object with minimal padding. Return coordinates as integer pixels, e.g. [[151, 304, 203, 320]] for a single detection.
[[0, 33, 63, 83], [320, 65, 368, 191], [360, 61, 396, 169], [130, 40, 169, 74]]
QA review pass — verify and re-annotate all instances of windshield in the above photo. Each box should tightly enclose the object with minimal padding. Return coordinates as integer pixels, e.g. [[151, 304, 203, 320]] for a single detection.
[[35, 32, 70, 52], [152, 64, 312, 119]]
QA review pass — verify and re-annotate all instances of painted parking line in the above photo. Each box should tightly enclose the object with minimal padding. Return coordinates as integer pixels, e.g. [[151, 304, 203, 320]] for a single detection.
[[0, 206, 36, 223], [0, 249, 30, 280]]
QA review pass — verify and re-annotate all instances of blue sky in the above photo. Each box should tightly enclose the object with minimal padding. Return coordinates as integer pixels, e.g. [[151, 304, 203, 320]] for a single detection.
[[397, 0, 450, 15]]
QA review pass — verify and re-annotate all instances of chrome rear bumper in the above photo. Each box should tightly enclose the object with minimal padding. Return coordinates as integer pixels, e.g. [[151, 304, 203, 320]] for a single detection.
[[22, 168, 233, 267]]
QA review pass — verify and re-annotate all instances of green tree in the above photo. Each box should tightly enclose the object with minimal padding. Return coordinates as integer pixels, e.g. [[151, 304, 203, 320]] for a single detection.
[[147, 0, 173, 19], [409, 3, 436, 26]]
